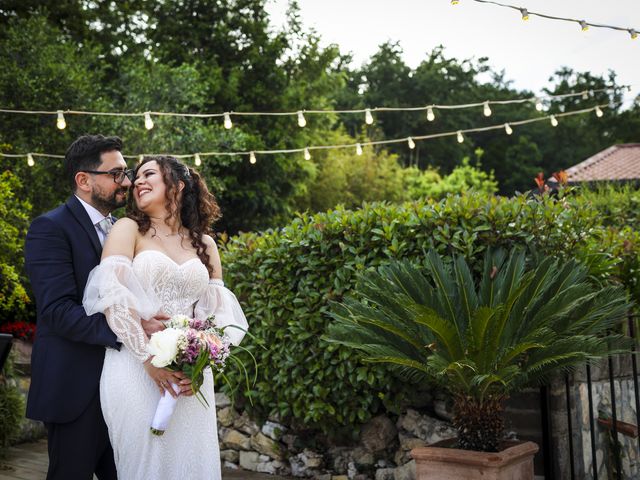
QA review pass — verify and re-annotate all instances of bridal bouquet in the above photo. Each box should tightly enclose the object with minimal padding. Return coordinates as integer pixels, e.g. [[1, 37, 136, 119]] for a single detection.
[[147, 314, 231, 435]]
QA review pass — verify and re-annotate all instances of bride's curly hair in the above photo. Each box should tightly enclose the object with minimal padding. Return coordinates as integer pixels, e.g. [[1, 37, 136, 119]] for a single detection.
[[127, 155, 222, 276]]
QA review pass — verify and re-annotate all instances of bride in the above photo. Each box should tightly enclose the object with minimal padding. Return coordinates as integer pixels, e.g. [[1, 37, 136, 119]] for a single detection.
[[83, 155, 247, 479]]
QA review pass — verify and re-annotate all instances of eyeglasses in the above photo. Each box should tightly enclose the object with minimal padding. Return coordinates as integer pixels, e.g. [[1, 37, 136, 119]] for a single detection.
[[81, 169, 135, 184]]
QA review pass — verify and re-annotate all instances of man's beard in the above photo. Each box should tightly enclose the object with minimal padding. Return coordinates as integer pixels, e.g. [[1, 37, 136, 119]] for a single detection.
[[91, 187, 128, 213]]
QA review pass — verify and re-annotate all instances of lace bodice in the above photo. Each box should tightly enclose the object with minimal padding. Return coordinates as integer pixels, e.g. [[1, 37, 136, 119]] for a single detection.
[[83, 250, 248, 362], [132, 250, 209, 317]]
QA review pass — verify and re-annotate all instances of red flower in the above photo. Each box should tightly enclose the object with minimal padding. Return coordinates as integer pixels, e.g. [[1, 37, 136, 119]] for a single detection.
[[552, 170, 568, 186], [533, 172, 550, 193], [0, 321, 37, 342]]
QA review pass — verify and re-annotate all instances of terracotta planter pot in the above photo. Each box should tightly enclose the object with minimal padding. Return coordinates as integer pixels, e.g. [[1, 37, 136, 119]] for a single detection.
[[411, 439, 539, 480]]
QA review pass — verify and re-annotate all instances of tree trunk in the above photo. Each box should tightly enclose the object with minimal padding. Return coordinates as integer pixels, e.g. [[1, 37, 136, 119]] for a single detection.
[[452, 395, 505, 452]]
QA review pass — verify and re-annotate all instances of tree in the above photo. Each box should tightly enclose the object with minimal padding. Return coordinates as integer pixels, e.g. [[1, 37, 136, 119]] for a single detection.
[[0, 3, 348, 233], [0, 15, 110, 215], [500, 136, 543, 194], [538, 68, 628, 175]]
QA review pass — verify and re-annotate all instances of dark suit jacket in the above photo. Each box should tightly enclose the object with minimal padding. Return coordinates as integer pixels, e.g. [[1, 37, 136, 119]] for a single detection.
[[24, 195, 119, 423]]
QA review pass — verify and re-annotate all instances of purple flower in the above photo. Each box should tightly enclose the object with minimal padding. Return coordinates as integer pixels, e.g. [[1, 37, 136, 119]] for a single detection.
[[178, 329, 203, 364], [189, 318, 207, 330]]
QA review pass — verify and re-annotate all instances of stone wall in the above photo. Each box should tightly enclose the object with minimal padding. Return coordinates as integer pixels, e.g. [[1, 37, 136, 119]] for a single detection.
[[215, 393, 458, 480], [548, 356, 639, 480], [5, 373, 47, 444]]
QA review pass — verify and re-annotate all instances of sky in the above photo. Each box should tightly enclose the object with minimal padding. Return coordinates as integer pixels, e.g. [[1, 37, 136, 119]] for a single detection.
[[265, 0, 640, 100]]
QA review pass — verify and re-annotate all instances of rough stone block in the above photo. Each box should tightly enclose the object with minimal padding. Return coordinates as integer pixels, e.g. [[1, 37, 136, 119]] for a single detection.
[[396, 409, 456, 445], [217, 406, 238, 427], [234, 411, 260, 435], [251, 431, 283, 460], [351, 447, 375, 466], [215, 392, 231, 408], [361, 415, 398, 452], [394, 460, 416, 480], [223, 461, 238, 470], [375, 467, 395, 480], [222, 429, 251, 450], [398, 433, 427, 451], [220, 449, 239, 463], [239, 450, 260, 471], [262, 420, 287, 440]]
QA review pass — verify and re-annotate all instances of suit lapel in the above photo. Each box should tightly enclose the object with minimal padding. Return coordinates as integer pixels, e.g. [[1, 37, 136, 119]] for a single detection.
[[65, 196, 102, 256]]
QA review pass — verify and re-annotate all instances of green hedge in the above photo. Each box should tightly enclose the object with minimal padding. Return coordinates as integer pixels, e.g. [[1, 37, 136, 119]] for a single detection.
[[574, 184, 640, 231], [221, 189, 639, 435]]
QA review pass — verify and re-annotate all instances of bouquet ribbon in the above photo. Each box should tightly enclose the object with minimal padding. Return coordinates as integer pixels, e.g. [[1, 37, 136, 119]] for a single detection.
[[150, 383, 181, 436]]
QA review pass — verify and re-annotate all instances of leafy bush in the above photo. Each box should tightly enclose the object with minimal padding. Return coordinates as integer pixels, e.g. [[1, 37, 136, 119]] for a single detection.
[[574, 184, 640, 231], [0, 356, 25, 458], [0, 171, 31, 325], [404, 157, 498, 200], [221, 189, 638, 435]]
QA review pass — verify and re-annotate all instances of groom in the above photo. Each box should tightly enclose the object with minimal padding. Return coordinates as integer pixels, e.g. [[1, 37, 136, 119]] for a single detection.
[[24, 134, 131, 480]]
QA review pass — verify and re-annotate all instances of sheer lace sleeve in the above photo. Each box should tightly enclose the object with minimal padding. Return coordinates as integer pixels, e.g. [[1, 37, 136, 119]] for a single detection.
[[83, 255, 162, 361], [194, 279, 248, 346]]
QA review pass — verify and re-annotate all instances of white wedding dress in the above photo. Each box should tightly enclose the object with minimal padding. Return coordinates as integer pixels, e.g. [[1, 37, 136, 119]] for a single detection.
[[83, 250, 248, 480]]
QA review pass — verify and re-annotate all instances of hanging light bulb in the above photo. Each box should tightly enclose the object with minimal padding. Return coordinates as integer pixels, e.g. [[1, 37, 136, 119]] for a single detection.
[[297, 111, 307, 128], [194, 153, 202, 166], [520, 8, 529, 21], [356, 143, 363, 155], [56, 111, 66, 130], [426, 106, 435, 122], [629, 29, 638, 40], [504, 123, 513, 135], [27, 153, 35, 167], [138, 154, 144, 163], [483, 101, 492, 117], [223, 112, 233, 129], [581, 90, 589, 100], [595, 106, 604, 118], [249, 151, 256, 164], [579, 20, 589, 32], [550, 115, 559, 127], [534, 98, 543, 111], [304, 148, 311, 160], [407, 137, 416, 149], [364, 108, 374, 125], [144, 112, 154, 130], [456, 131, 464, 143]]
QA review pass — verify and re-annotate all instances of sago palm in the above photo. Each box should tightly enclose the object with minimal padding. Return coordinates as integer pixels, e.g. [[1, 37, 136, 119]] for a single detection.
[[325, 249, 632, 452]]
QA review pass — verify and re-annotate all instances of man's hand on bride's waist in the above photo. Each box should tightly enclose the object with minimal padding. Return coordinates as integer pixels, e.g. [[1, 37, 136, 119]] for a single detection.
[[142, 313, 170, 337]]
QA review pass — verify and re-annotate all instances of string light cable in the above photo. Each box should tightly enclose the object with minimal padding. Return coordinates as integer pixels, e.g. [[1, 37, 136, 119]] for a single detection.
[[0, 87, 623, 128], [0, 104, 609, 163], [453, 0, 638, 39]]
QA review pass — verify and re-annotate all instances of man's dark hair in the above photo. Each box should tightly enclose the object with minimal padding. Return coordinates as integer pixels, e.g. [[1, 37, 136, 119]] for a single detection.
[[64, 134, 123, 191]]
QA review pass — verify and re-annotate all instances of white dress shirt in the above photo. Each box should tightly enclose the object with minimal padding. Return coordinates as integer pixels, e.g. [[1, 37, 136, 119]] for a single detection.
[[75, 195, 112, 246]]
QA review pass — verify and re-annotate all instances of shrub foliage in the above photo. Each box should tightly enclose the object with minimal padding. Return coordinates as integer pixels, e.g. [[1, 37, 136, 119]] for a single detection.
[[221, 189, 639, 434]]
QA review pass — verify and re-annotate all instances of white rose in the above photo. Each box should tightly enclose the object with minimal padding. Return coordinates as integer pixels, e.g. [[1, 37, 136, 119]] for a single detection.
[[147, 328, 184, 368]]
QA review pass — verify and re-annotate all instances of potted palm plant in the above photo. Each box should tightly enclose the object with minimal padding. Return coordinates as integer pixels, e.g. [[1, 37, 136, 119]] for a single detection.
[[325, 249, 631, 480]]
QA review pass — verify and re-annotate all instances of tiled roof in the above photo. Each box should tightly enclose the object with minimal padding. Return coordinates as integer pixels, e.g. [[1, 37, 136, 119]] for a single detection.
[[561, 144, 640, 183]]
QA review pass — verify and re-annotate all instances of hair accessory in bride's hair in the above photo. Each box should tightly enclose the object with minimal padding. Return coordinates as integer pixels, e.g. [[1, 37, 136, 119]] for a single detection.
[[180, 164, 191, 179]]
